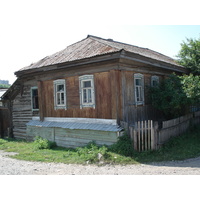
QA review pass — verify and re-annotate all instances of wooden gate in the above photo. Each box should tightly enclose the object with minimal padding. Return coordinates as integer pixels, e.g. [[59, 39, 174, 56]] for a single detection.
[[129, 120, 158, 152]]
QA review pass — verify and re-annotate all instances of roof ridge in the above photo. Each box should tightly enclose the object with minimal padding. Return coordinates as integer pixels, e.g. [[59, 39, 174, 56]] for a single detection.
[[87, 35, 122, 51], [87, 34, 175, 61]]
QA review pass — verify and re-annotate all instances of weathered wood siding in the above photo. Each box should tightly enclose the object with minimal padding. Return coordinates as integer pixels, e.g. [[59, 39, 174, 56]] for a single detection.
[[121, 71, 164, 123], [27, 126, 119, 148], [12, 81, 39, 139], [11, 67, 167, 140], [40, 71, 121, 120]]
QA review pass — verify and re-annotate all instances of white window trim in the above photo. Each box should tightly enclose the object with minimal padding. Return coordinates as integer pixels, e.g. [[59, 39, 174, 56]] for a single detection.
[[31, 86, 39, 111], [134, 73, 145, 105], [79, 75, 95, 109], [151, 75, 159, 87], [53, 79, 67, 110]]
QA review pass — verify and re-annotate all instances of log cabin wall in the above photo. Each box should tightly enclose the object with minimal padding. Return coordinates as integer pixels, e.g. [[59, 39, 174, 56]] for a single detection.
[[12, 80, 39, 139]]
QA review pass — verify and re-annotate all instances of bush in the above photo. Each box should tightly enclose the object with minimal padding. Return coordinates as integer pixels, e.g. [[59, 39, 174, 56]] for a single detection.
[[33, 136, 56, 150], [76, 142, 109, 163], [149, 74, 190, 119], [108, 133, 134, 157]]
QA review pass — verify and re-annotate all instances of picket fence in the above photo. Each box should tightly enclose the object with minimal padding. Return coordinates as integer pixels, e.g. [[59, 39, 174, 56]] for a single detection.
[[128, 111, 200, 152]]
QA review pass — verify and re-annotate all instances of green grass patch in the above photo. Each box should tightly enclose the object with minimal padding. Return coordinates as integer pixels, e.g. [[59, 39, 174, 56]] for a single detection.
[[1, 125, 200, 165]]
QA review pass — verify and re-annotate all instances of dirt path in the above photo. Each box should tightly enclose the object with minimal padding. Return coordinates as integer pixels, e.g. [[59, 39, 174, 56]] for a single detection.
[[1, 150, 200, 175]]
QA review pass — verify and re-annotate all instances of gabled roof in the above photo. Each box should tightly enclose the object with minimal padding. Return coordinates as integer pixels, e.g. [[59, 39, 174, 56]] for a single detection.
[[16, 35, 183, 74]]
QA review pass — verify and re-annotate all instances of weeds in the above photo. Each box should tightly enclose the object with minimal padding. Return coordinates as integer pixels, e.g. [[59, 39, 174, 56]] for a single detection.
[[1, 126, 200, 164], [33, 136, 57, 150], [108, 133, 135, 157]]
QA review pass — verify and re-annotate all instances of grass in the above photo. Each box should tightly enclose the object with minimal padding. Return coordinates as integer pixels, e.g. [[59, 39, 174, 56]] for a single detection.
[[1, 125, 200, 165]]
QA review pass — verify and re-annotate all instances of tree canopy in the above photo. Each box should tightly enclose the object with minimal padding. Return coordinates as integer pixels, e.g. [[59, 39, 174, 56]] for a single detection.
[[176, 37, 200, 75], [150, 37, 200, 119], [150, 74, 190, 119]]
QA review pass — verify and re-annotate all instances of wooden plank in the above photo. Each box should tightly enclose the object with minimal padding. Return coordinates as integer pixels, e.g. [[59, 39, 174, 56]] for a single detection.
[[145, 120, 147, 150], [133, 125, 138, 151], [141, 121, 144, 151], [27, 126, 118, 148], [129, 126, 133, 140], [150, 120, 154, 150], [148, 120, 151, 150], [37, 81, 45, 121], [153, 121, 158, 150], [138, 121, 140, 152]]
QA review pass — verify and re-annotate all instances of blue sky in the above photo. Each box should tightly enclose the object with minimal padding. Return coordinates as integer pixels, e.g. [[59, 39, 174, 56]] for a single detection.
[[0, 0, 199, 84]]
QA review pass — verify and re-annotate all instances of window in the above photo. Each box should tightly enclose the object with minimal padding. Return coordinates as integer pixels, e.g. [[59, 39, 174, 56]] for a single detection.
[[151, 75, 159, 87], [134, 73, 144, 105], [53, 79, 67, 110], [31, 87, 39, 111], [79, 75, 95, 108]]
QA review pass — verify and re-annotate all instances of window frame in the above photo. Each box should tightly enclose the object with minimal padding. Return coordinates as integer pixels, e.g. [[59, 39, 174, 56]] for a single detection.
[[31, 86, 39, 111], [79, 75, 95, 109], [134, 73, 144, 105], [53, 79, 67, 110], [151, 75, 159, 87]]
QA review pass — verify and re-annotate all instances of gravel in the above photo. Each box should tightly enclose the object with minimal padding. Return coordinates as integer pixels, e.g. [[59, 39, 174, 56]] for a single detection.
[[1, 150, 200, 175]]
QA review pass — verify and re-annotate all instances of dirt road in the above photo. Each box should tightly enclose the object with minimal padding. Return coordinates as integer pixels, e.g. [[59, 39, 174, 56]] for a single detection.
[[1, 150, 200, 175]]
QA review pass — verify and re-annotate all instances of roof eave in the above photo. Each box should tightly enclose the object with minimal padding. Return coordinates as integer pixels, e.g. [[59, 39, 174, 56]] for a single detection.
[[120, 50, 188, 74], [14, 51, 122, 78]]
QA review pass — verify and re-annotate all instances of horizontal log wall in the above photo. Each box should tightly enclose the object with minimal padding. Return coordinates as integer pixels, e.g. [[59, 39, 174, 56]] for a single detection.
[[27, 126, 119, 148], [12, 81, 39, 139]]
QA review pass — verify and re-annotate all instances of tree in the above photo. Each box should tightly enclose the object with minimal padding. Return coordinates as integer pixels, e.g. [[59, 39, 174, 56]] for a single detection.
[[0, 84, 10, 89], [176, 37, 200, 75], [180, 74, 200, 105], [150, 74, 190, 119]]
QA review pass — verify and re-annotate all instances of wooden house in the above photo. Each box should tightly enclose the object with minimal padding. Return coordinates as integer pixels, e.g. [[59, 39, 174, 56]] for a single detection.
[[2, 35, 187, 147]]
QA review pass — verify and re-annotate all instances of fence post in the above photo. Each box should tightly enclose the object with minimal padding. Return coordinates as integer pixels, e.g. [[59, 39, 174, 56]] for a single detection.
[[150, 120, 154, 150], [129, 126, 133, 140], [153, 121, 159, 150], [133, 123, 138, 151], [144, 120, 147, 151]]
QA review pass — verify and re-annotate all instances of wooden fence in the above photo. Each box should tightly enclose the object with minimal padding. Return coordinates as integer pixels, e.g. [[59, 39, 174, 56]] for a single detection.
[[128, 111, 200, 152], [158, 113, 193, 146], [129, 120, 158, 151]]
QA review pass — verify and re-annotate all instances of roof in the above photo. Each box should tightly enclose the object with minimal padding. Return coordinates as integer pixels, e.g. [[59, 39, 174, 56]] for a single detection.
[[0, 89, 7, 100], [16, 35, 183, 73], [1, 79, 21, 100], [27, 120, 122, 132]]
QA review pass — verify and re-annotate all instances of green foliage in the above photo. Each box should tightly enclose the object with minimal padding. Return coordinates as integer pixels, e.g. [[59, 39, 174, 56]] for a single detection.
[[176, 37, 200, 75], [150, 74, 189, 119], [33, 136, 57, 150], [108, 133, 135, 157], [75, 142, 109, 163], [0, 139, 8, 145], [1, 126, 200, 165], [0, 84, 10, 89], [180, 74, 200, 105]]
